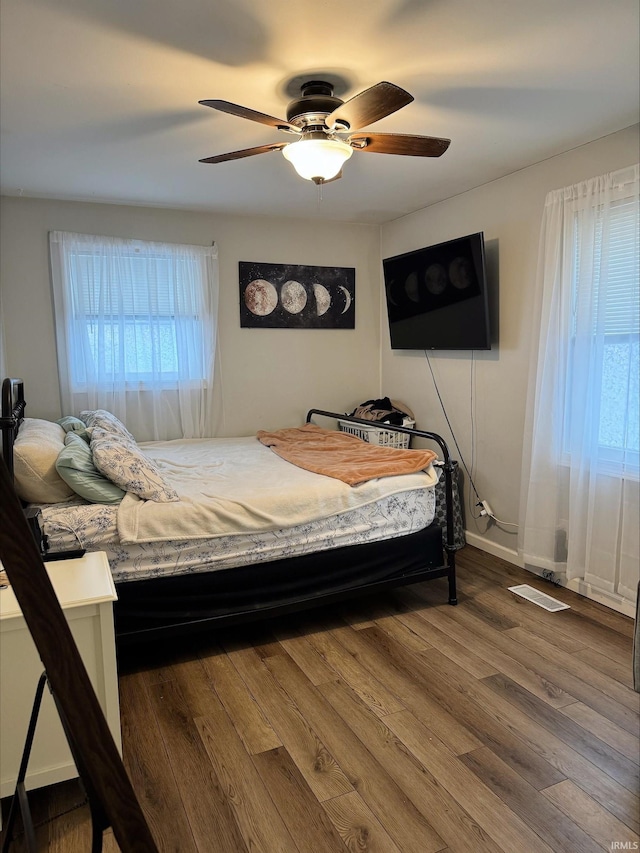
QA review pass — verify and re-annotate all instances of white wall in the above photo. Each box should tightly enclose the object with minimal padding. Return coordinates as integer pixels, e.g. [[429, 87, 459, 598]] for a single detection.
[[0, 198, 380, 435], [380, 124, 639, 561], [2, 126, 637, 566]]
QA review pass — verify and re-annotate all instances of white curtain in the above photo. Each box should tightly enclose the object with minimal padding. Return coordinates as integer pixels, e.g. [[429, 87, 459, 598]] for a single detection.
[[50, 231, 219, 441], [520, 165, 639, 608]]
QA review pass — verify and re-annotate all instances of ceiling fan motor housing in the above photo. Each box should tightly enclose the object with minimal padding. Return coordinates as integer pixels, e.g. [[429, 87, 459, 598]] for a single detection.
[[286, 81, 345, 129]]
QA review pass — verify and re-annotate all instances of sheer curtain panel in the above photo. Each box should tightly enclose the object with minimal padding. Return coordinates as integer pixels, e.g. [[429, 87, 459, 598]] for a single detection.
[[520, 165, 639, 611], [50, 232, 219, 441]]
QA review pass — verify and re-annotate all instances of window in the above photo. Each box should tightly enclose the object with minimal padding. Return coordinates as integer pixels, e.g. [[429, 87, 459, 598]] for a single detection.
[[565, 189, 639, 469], [50, 231, 218, 440], [521, 165, 639, 606]]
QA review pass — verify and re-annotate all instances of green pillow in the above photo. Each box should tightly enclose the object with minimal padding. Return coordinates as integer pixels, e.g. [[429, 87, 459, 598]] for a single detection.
[[56, 432, 125, 504], [57, 416, 91, 442]]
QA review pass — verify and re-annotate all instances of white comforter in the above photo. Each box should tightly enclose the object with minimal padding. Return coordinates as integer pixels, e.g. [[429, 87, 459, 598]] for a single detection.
[[117, 436, 438, 544]]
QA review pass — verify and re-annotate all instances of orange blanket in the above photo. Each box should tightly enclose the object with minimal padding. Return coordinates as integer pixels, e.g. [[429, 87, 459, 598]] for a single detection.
[[257, 423, 437, 486]]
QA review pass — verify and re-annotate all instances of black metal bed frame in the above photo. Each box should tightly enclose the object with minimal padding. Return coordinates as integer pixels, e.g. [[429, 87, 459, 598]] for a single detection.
[[306, 408, 457, 605], [1, 377, 26, 479], [1, 378, 457, 647]]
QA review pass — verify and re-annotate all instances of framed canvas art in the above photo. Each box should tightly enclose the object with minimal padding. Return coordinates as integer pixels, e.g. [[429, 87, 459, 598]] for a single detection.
[[239, 262, 355, 329]]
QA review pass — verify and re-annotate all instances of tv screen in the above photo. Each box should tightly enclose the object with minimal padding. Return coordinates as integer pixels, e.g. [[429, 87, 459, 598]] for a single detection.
[[383, 232, 491, 350]]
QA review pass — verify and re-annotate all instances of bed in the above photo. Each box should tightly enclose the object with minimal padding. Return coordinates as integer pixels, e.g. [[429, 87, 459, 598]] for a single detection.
[[1, 377, 459, 645]]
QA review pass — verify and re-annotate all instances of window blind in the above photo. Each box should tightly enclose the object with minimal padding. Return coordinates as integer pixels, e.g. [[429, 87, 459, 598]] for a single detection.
[[573, 197, 640, 336], [72, 251, 201, 318]]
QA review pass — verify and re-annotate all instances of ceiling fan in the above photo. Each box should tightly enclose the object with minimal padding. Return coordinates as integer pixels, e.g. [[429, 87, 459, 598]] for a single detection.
[[198, 80, 450, 185]]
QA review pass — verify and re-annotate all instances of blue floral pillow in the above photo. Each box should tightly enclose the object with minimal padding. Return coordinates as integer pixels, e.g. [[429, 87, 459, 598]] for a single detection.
[[80, 409, 136, 442], [90, 428, 179, 503]]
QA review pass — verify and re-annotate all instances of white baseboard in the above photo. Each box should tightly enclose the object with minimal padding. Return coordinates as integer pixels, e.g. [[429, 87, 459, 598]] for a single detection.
[[464, 531, 523, 568], [561, 579, 636, 619], [463, 530, 636, 618]]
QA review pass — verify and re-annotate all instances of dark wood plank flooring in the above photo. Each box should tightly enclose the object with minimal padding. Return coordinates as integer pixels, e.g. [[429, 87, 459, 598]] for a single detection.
[[2, 546, 638, 851]]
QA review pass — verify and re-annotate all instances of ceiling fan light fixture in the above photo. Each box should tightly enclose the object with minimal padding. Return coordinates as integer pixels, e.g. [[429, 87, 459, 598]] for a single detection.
[[282, 137, 353, 182]]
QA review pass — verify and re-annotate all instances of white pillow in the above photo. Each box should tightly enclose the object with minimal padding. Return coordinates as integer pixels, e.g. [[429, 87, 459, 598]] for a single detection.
[[14, 418, 75, 503]]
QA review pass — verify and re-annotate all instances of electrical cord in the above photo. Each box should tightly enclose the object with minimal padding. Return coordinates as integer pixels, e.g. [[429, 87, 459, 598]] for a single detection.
[[468, 352, 486, 521], [424, 350, 519, 528], [470, 350, 477, 504], [488, 514, 519, 528], [424, 351, 481, 505]]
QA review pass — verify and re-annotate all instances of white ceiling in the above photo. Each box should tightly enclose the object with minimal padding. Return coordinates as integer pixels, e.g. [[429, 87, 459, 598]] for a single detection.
[[1, 0, 638, 224]]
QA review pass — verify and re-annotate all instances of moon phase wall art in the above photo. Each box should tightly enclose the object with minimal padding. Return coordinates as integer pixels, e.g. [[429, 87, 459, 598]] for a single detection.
[[239, 262, 355, 329]]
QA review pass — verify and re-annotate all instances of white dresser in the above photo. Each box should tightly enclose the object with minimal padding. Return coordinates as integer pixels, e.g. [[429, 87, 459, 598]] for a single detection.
[[0, 551, 121, 798]]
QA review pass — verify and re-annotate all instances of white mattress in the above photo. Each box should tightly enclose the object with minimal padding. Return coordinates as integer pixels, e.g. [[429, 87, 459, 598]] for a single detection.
[[118, 435, 438, 543], [39, 486, 435, 583], [38, 433, 438, 583]]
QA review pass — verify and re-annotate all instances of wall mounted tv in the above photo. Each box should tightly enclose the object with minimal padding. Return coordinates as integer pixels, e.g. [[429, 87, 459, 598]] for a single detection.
[[383, 231, 491, 350]]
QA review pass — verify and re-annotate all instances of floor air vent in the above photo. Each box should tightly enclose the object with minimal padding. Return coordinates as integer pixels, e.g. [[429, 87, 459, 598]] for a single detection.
[[507, 584, 570, 612]]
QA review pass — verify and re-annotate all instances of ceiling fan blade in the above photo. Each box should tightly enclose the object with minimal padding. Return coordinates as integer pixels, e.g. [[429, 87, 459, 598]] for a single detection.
[[199, 99, 298, 133], [199, 142, 289, 164], [348, 132, 451, 157], [326, 82, 413, 131]]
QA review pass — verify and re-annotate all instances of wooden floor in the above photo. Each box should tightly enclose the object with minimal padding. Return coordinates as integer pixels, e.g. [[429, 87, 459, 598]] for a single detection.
[[2, 546, 639, 851]]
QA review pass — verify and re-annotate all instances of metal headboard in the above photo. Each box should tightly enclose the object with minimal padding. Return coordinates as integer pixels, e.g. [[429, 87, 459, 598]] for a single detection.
[[1, 378, 25, 479]]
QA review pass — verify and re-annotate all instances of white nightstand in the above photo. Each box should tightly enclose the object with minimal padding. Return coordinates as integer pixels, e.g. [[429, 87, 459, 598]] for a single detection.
[[0, 551, 121, 798]]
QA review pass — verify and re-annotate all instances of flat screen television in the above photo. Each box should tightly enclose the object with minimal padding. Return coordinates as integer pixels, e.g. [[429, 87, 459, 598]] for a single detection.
[[383, 232, 491, 350]]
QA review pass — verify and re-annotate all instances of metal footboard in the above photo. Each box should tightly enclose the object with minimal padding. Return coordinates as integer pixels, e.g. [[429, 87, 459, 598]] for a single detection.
[[306, 408, 457, 605]]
